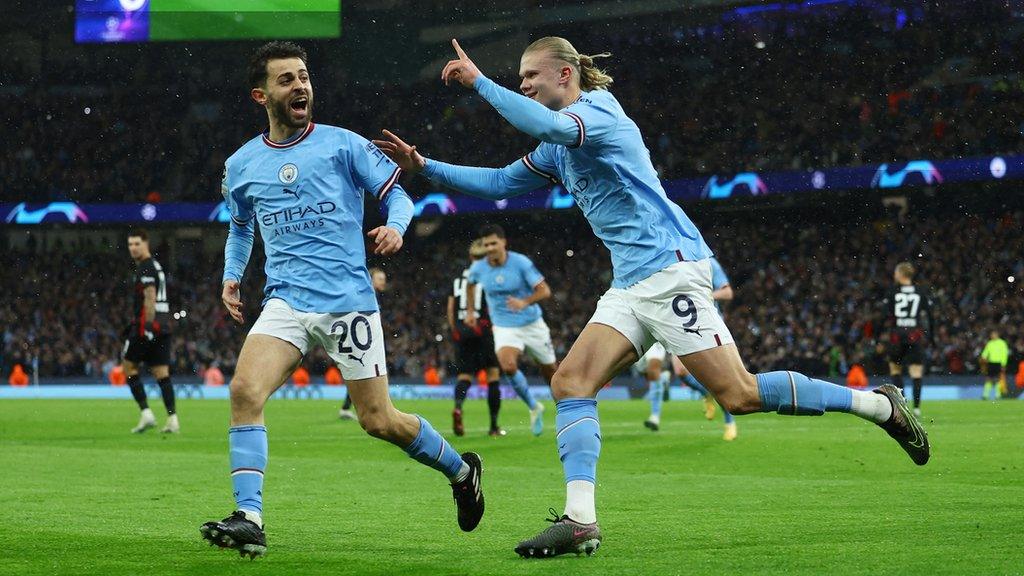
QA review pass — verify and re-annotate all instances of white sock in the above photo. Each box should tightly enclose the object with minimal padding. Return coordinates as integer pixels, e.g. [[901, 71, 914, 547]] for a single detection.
[[239, 509, 263, 528], [850, 390, 892, 424], [450, 462, 471, 483], [564, 480, 597, 524]]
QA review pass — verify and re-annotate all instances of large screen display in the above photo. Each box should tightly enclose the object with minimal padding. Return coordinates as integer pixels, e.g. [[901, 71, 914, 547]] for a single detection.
[[75, 0, 341, 43]]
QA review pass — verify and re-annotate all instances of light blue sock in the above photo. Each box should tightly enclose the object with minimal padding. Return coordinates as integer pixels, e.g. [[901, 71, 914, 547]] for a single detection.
[[649, 379, 663, 417], [229, 425, 268, 515], [682, 373, 709, 397], [505, 370, 538, 410], [404, 415, 465, 479], [555, 398, 601, 483], [756, 371, 852, 416], [723, 407, 735, 424]]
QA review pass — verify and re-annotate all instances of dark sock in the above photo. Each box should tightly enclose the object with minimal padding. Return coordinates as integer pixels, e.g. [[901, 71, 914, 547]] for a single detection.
[[157, 377, 176, 415], [342, 393, 353, 410], [454, 378, 471, 410], [487, 380, 501, 429], [912, 378, 922, 408], [127, 375, 149, 410], [891, 374, 904, 393]]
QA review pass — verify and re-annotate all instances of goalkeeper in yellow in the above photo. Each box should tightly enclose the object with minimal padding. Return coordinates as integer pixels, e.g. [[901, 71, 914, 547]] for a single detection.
[[980, 331, 1010, 400]]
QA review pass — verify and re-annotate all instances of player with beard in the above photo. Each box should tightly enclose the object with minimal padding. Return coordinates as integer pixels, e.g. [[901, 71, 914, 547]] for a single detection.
[[200, 42, 484, 559]]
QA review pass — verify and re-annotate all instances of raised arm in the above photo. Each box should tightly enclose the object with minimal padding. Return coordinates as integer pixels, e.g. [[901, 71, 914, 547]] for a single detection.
[[441, 39, 581, 147], [372, 129, 553, 200]]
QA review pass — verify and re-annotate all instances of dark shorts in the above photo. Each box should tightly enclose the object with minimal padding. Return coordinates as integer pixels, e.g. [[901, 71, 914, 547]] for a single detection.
[[123, 333, 172, 367], [454, 333, 499, 376], [888, 332, 924, 366], [987, 363, 1005, 379]]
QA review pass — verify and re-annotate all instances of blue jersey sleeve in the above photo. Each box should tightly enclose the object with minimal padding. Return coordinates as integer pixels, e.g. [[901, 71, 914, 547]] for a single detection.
[[422, 156, 552, 199], [381, 184, 413, 236], [473, 76, 582, 147], [516, 254, 545, 287], [709, 257, 730, 290], [467, 259, 484, 284], [222, 161, 253, 225], [221, 160, 255, 282], [561, 91, 620, 148], [345, 133, 403, 200], [521, 143, 560, 184]]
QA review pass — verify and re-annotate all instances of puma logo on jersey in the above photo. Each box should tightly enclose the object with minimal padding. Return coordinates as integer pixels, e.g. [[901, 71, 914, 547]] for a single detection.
[[348, 353, 366, 366], [282, 187, 300, 199], [684, 327, 702, 336]]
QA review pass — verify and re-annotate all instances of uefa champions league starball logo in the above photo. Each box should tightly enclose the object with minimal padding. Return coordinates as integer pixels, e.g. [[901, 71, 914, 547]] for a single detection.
[[278, 163, 299, 184]]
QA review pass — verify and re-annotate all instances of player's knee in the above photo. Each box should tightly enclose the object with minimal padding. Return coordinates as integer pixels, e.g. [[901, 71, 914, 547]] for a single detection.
[[229, 375, 263, 409], [550, 365, 591, 401], [358, 409, 395, 440], [715, 373, 760, 414], [499, 361, 517, 375]]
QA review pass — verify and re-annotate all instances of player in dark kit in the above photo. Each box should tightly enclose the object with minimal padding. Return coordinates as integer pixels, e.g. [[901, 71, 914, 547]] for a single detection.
[[449, 240, 504, 437], [884, 262, 934, 417], [123, 229, 179, 434]]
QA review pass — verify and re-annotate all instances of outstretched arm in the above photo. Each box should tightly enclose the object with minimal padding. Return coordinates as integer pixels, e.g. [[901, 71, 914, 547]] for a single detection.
[[373, 130, 551, 200], [441, 39, 582, 147]]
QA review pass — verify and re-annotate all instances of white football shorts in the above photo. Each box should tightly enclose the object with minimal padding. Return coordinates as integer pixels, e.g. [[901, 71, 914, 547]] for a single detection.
[[589, 259, 735, 358], [491, 317, 557, 366], [249, 298, 387, 381]]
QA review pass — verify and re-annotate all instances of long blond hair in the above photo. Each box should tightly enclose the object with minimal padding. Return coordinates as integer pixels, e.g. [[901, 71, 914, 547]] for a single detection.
[[524, 36, 613, 91]]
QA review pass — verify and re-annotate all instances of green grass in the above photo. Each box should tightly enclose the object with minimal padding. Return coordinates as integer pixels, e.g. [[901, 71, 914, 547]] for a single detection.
[[0, 399, 1020, 575]]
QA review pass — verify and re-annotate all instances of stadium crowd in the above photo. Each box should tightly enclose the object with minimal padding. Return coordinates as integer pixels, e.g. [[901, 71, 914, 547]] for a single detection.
[[2, 207, 1021, 382], [3, 2, 1023, 203]]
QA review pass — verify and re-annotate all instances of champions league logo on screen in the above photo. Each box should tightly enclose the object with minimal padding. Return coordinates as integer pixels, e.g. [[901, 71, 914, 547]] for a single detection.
[[701, 173, 768, 199], [871, 161, 943, 188], [209, 202, 232, 223], [5, 203, 90, 224], [413, 194, 458, 216], [75, 0, 150, 43]]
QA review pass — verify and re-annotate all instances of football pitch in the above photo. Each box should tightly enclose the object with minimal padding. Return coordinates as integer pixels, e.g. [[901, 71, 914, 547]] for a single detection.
[[0, 398, 1020, 575]]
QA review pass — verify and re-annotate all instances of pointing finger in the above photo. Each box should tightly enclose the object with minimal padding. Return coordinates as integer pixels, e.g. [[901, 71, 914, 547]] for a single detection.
[[452, 38, 468, 60]]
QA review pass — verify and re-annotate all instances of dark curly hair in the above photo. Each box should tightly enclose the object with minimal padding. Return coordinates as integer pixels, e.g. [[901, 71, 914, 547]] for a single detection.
[[248, 41, 308, 89]]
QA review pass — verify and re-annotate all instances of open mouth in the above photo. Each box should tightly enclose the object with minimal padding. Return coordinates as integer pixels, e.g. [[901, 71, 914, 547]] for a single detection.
[[289, 96, 309, 113]]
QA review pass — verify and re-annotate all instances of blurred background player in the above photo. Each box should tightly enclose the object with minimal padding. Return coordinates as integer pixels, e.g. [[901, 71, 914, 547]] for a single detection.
[[464, 224, 555, 436], [980, 330, 1010, 400], [123, 228, 179, 434], [884, 262, 934, 417], [339, 267, 387, 420], [635, 342, 669, 431], [200, 42, 484, 558], [449, 240, 504, 436], [664, 256, 737, 440]]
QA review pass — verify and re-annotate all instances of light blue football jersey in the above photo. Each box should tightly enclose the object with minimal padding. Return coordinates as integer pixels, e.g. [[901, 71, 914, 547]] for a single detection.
[[467, 251, 545, 327], [222, 122, 406, 313], [424, 78, 713, 289], [523, 89, 712, 288]]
